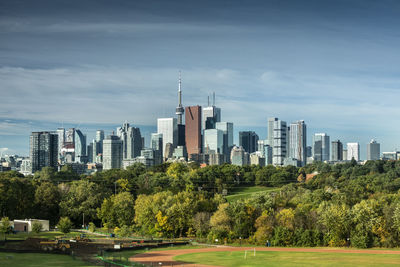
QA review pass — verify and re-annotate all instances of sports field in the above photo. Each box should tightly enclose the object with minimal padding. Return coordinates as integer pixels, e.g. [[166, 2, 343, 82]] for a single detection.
[[132, 247, 400, 267], [0, 252, 96, 267], [175, 250, 400, 267]]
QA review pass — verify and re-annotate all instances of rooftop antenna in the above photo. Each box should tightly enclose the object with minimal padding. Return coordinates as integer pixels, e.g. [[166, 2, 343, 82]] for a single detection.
[[207, 95, 210, 106]]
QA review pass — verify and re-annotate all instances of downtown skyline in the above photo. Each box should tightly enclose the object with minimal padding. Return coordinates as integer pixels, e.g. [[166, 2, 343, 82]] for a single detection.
[[1, 0, 400, 157]]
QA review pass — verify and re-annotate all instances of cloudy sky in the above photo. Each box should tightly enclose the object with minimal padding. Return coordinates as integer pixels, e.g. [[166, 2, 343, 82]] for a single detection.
[[1, 0, 400, 158]]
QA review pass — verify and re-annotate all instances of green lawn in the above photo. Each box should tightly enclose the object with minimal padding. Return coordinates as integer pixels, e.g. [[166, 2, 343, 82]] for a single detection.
[[225, 186, 278, 202], [5, 231, 103, 241], [175, 251, 400, 267], [0, 252, 96, 267]]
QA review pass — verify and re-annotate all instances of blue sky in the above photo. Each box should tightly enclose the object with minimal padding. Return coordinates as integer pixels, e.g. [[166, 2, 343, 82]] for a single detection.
[[1, 0, 400, 158]]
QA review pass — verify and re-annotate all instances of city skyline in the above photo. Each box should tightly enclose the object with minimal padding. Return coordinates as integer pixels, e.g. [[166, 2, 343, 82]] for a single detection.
[[2, 0, 400, 157]]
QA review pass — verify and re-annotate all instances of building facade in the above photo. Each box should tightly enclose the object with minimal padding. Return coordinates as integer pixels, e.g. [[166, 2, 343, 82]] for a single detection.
[[239, 131, 259, 154], [347, 142, 360, 161], [331, 140, 343, 161], [288, 120, 307, 166], [185, 105, 202, 156], [157, 118, 178, 158], [313, 133, 330, 162], [273, 119, 287, 166], [103, 135, 123, 170], [30, 131, 58, 173], [367, 139, 380, 160], [117, 122, 142, 160]]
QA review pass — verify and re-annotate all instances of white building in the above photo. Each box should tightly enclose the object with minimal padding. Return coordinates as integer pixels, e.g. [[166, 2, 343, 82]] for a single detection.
[[273, 119, 287, 166], [288, 120, 307, 166], [103, 135, 123, 170], [157, 118, 177, 158], [347, 142, 360, 161], [204, 129, 224, 154]]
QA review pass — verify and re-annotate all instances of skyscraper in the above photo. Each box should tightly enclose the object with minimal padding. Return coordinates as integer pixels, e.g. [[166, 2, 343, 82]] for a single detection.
[[288, 120, 307, 166], [313, 133, 330, 162], [74, 129, 87, 163], [151, 133, 163, 165], [117, 122, 142, 159], [56, 128, 65, 161], [157, 118, 178, 158], [231, 146, 249, 166], [267, 117, 278, 146], [347, 142, 360, 161], [367, 139, 380, 160], [204, 129, 224, 154], [185, 105, 202, 156], [216, 122, 234, 159], [331, 140, 343, 161], [30, 131, 58, 173], [202, 94, 221, 131], [103, 135, 123, 170], [239, 131, 259, 154], [273, 119, 287, 166]]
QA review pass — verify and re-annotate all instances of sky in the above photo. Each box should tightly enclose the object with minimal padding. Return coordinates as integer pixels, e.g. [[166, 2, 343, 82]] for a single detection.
[[1, 0, 400, 158]]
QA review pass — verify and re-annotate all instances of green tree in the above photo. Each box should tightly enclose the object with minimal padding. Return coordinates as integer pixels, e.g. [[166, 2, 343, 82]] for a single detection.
[[60, 180, 105, 225], [0, 217, 12, 240], [31, 221, 43, 233], [34, 182, 61, 226], [57, 217, 73, 234], [97, 192, 135, 228]]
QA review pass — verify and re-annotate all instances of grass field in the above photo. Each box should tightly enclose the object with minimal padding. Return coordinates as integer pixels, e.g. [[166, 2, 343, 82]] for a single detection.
[[174, 251, 400, 267], [0, 252, 96, 267], [225, 186, 278, 202], [4, 231, 108, 241]]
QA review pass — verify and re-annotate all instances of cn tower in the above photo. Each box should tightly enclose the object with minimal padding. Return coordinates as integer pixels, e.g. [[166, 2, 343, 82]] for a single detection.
[[175, 71, 184, 124]]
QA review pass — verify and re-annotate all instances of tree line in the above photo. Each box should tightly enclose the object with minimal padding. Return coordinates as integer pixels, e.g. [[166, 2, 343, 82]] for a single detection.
[[1, 159, 400, 248]]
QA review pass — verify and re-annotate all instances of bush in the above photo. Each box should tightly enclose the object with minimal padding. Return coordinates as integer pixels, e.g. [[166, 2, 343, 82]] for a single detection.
[[31, 221, 43, 234], [88, 222, 96, 233], [57, 217, 73, 234], [116, 225, 132, 237]]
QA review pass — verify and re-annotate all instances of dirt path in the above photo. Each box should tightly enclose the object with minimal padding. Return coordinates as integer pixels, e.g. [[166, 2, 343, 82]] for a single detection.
[[131, 246, 400, 266]]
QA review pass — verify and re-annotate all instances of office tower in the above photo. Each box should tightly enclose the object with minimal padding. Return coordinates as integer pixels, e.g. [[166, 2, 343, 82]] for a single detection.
[[331, 140, 343, 161], [151, 133, 163, 165], [306, 146, 312, 157], [164, 143, 174, 159], [288, 120, 307, 166], [313, 133, 330, 162], [74, 129, 87, 163], [239, 131, 259, 154], [343, 149, 348, 161], [117, 122, 142, 159], [250, 152, 266, 166], [96, 130, 104, 143], [185, 106, 202, 156], [157, 118, 178, 158], [30, 131, 58, 173], [87, 143, 93, 163], [56, 128, 65, 161], [103, 135, 123, 170], [204, 129, 224, 155], [367, 139, 380, 160], [66, 128, 75, 143], [231, 146, 249, 166], [382, 152, 397, 160], [216, 122, 233, 159], [202, 93, 221, 131], [273, 119, 287, 166], [347, 142, 360, 161], [267, 117, 278, 147]]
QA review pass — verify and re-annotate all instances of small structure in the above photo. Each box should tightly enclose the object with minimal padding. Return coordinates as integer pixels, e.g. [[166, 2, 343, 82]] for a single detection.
[[13, 219, 50, 232]]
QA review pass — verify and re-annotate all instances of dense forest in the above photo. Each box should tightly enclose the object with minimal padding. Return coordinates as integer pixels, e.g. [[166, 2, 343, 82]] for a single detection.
[[2, 159, 400, 248]]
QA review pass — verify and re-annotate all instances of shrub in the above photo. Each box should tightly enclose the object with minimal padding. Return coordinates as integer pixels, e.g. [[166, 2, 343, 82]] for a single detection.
[[31, 221, 43, 234], [57, 217, 73, 234]]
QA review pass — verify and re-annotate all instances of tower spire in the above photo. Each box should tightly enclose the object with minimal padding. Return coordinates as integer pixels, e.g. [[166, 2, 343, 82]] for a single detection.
[[176, 70, 184, 124]]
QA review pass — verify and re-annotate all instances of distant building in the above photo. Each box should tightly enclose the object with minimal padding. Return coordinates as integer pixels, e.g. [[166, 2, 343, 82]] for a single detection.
[[204, 129, 224, 155], [382, 152, 397, 160], [367, 139, 380, 160], [30, 131, 58, 173], [20, 159, 32, 176], [56, 128, 65, 162], [102, 135, 123, 170], [202, 103, 221, 131], [151, 133, 163, 165], [342, 149, 348, 161], [273, 119, 287, 166], [74, 129, 87, 163], [216, 122, 234, 161], [347, 142, 360, 161], [185, 106, 202, 156], [267, 117, 278, 148], [239, 131, 259, 154], [288, 120, 307, 166], [331, 140, 343, 161], [117, 122, 142, 159], [157, 118, 178, 158], [231, 146, 249, 166], [172, 146, 188, 159], [250, 152, 266, 166], [313, 133, 330, 162]]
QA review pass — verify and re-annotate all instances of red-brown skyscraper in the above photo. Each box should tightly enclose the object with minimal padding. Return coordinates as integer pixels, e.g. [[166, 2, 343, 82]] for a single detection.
[[185, 105, 202, 156]]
